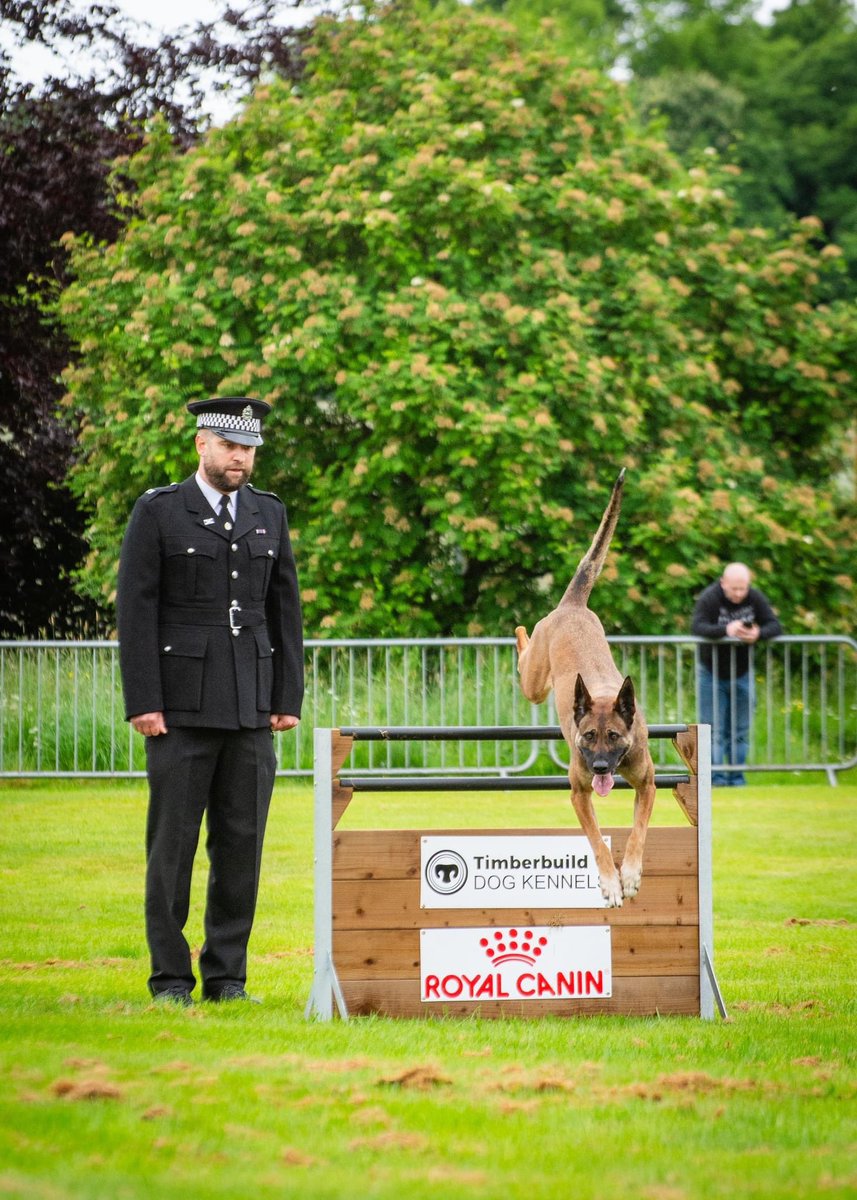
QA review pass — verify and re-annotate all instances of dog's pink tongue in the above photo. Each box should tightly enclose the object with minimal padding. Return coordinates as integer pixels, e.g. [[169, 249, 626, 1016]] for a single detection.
[[593, 773, 615, 797]]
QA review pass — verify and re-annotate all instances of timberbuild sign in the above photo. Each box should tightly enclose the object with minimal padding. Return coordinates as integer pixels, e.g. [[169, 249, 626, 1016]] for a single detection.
[[421, 835, 608, 909], [420, 925, 612, 1003]]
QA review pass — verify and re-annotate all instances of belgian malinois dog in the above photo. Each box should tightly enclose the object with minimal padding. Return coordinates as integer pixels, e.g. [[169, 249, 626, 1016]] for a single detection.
[[515, 470, 655, 907]]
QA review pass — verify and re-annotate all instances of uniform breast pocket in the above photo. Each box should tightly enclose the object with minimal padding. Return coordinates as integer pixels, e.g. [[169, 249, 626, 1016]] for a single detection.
[[164, 537, 219, 602], [159, 629, 208, 712], [248, 539, 279, 600]]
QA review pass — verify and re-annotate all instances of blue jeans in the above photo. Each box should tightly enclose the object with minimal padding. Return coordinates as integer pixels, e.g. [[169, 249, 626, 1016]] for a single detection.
[[697, 665, 753, 786]]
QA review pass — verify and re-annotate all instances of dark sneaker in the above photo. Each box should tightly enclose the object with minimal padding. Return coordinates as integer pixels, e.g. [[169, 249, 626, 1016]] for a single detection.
[[205, 984, 261, 1004], [152, 986, 193, 1007]]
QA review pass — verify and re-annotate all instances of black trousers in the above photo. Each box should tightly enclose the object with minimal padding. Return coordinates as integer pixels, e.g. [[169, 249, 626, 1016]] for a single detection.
[[144, 726, 276, 998]]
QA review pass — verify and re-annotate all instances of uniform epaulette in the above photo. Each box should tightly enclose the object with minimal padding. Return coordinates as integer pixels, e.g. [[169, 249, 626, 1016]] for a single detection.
[[247, 483, 283, 502], [142, 483, 179, 500]]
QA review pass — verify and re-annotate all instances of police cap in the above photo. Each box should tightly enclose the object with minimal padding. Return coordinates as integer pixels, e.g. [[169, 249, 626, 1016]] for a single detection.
[[187, 396, 271, 447]]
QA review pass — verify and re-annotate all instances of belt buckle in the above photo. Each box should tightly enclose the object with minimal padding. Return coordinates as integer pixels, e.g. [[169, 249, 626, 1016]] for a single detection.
[[228, 601, 242, 633]]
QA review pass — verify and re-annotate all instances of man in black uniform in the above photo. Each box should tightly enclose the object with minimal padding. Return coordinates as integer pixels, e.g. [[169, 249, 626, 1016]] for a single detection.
[[117, 397, 303, 1004], [692, 562, 781, 786]]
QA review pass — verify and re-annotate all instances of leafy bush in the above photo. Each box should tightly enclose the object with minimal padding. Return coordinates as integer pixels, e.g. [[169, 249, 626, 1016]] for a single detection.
[[60, 1, 857, 637]]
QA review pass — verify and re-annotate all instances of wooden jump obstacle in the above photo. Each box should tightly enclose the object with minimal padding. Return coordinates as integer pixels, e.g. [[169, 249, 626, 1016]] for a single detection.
[[306, 724, 725, 1022]]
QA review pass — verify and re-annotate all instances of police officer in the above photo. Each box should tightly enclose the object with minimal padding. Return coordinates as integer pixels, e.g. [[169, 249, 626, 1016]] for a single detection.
[[117, 397, 304, 1005]]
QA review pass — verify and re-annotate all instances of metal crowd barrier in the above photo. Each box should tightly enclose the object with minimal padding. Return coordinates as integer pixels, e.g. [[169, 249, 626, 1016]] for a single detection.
[[0, 635, 854, 783]]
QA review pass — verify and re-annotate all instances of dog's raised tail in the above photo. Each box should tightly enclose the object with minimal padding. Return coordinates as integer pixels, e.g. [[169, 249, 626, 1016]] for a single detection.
[[559, 469, 626, 608]]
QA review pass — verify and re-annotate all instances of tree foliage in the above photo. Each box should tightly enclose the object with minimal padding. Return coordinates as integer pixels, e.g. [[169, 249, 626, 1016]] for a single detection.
[[628, 0, 857, 296], [0, 0, 308, 635], [60, 2, 856, 637], [473, 0, 625, 66]]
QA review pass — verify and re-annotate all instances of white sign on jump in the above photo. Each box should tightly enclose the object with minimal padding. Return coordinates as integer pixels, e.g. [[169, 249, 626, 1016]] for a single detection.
[[421, 925, 612, 1003], [421, 835, 608, 909]]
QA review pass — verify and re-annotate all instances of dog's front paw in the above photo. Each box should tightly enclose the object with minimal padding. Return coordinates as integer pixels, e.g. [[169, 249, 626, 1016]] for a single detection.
[[620, 861, 642, 900], [600, 871, 624, 908]]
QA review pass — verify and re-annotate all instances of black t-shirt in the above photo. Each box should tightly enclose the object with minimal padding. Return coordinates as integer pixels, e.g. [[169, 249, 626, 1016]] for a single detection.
[[691, 582, 782, 677]]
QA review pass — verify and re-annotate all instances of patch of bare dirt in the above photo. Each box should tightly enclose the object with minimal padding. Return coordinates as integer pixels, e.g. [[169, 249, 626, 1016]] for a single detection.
[[490, 1072, 575, 1095], [607, 1072, 761, 1103], [785, 918, 850, 927], [378, 1065, 452, 1090], [2, 958, 129, 970], [259, 947, 313, 960], [349, 1131, 429, 1153], [424, 1167, 488, 1186], [498, 1098, 541, 1113], [281, 1147, 319, 1166], [350, 1105, 392, 1127], [51, 1078, 123, 1101], [732, 998, 833, 1017]]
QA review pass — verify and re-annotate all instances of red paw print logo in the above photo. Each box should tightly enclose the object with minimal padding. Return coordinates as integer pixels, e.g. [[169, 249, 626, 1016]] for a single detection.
[[480, 929, 549, 966]]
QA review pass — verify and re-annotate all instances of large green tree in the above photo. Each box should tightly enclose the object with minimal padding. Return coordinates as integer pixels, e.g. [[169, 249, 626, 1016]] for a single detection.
[[60, 1, 856, 637], [628, 0, 857, 296], [0, 0, 307, 635]]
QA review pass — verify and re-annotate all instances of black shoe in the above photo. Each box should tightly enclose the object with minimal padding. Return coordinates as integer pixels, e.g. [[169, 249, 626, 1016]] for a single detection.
[[205, 984, 261, 1004], [152, 986, 193, 1007]]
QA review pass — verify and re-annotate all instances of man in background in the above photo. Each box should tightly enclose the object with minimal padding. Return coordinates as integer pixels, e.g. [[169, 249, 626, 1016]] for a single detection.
[[692, 562, 781, 786]]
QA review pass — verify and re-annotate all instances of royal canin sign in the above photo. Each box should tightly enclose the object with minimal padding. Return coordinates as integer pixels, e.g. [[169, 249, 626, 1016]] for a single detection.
[[420, 925, 612, 1003]]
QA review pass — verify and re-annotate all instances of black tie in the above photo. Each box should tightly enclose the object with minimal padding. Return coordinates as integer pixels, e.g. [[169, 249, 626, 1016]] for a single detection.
[[219, 494, 234, 533]]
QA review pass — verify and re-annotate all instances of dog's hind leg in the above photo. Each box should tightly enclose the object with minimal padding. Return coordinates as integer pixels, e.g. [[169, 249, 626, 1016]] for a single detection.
[[515, 624, 553, 705], [570, 784, 623, 907]]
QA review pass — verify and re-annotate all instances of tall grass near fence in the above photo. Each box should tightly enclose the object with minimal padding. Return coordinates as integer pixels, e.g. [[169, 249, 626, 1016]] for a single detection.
[[2, 638, 855, 778], [0, 779, 854, 1200], [0, 644, 144, 775]]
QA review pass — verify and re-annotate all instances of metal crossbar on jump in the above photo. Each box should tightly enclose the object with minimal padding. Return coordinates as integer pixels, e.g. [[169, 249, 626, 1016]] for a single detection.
[[337, 726, 693, 793], [337, 723, 690, 740], [339, 774, 692, 792], [307, 722, 725, 1023]]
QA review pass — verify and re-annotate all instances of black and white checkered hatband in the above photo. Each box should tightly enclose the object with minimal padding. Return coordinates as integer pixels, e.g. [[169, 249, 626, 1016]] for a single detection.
[[195, 406, 262, 438]]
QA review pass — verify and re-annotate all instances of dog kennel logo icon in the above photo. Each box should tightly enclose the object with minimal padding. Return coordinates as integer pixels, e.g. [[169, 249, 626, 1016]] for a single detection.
[[425, 849, 468, 896]]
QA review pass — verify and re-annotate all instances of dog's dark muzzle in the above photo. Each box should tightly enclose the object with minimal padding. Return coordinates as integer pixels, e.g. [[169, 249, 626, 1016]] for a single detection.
[[580, 747, 628, 775]]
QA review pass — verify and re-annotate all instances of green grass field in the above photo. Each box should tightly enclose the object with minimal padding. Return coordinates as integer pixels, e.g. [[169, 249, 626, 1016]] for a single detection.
[[1, 778, 854, 1199]]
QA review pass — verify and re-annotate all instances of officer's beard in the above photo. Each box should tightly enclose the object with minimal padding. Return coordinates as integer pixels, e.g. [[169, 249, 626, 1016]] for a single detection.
[[204, 462, 252, 492]]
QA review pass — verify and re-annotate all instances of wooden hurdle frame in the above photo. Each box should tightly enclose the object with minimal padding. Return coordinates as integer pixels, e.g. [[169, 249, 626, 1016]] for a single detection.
[[306, 724, 725, 1021]]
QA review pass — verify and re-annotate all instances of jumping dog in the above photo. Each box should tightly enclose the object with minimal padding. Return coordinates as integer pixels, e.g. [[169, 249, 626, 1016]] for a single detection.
[[515, 470, 656, 907]]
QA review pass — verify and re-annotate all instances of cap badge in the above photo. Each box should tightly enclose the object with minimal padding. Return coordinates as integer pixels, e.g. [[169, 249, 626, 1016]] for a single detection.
[[242, 404, 253, 420]]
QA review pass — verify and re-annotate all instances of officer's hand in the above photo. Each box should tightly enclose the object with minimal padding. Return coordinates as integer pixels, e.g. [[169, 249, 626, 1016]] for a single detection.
[[270, 714, 300, 732], [131, 712, 168, 737]]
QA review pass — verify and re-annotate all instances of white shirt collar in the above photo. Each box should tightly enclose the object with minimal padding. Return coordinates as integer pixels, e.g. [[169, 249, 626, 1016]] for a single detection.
[[195, 472, 236, 518]]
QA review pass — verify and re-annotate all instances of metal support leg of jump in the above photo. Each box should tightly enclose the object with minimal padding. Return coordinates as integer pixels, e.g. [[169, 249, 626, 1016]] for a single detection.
[[305, 727, 349, 1021], [695, 723, 726, 1019]]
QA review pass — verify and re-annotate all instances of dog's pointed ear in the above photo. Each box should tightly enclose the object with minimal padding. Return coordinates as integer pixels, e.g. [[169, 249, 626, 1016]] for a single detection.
[[574, 674, 593, 724], [614, 675, 636, 726]]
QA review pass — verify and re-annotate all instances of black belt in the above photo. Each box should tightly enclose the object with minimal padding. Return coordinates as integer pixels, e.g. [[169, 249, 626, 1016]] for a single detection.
[[159, 603, 266, 630]]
